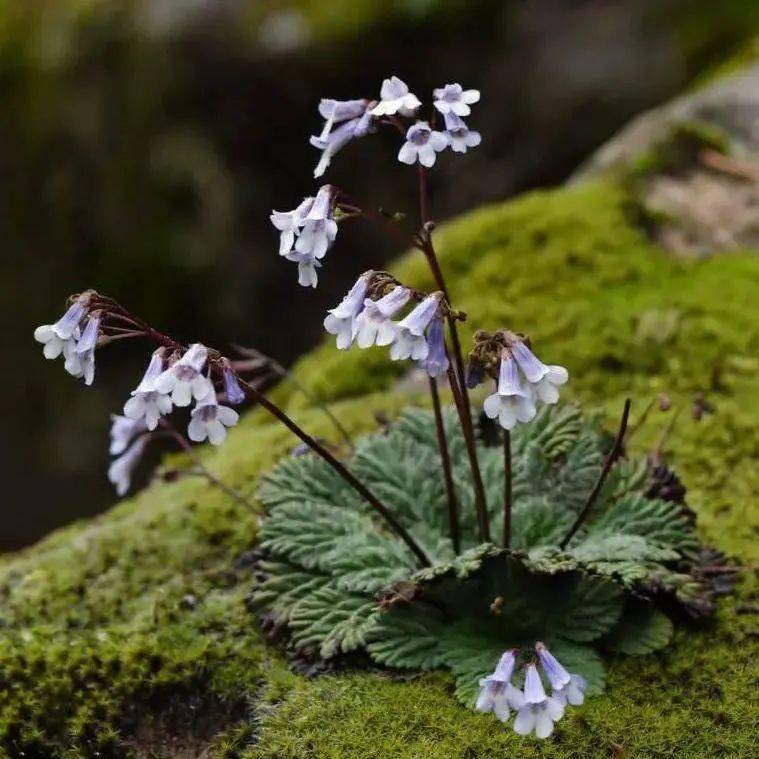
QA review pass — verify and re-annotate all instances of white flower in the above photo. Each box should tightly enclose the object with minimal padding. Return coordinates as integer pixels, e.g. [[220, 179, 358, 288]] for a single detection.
[[285, 250, 321, 288], [123, 351, 173, 430], [369, 76, 421, 117], [398, 122, 448, 168], [513, 663, 565, 739], [483, 353, 537, 430], [109, 414, 147, 456], [34, 300, 86, 360], [324, 272, 371, 349], [294, 186, 337, 260], [353, 286, 410, 348], [511, 341, 568, 404], [536, 642, 586, 706], [310, 104, 374, 177], [154, 344, 213, 407], [442, 112, 482, 154], [390, 292, 442, 361], [187, 392, 239, 446], [108, 434, 148, 496], [475, 650, 525, 722], [433, 82, 480, 117], [71, 314, 100, 386], [270, 197, 314, 257], [420, 316, 450, 378]]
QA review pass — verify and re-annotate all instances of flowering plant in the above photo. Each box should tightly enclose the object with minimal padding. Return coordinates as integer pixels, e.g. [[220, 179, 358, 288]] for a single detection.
[[35, 76, 730, 739]]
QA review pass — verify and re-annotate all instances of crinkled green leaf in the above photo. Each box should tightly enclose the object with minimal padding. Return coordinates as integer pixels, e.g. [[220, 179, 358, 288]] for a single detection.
[[603, 600, 674, 655]]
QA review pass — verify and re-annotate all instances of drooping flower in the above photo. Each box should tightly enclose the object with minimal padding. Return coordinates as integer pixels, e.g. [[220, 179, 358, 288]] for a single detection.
[[270, 196, 314, 257], [222, 365, 246, 406], [108, 433, 148, 496], [324, 272, 371, 349], [476, 650, 525, 722], [513, 663, 565, 739], [433, 82, 480, 117], [483, 352, 537, 430], [294, 186, 337, 260], [315, 98, 369, 142], [34, 300, 86, 360], [390, 292, 442, 361], [154, 344, 213, 407], [420, 316, 450, 377], [442, 112, 482, 154], [536, 643, 586, 706], [369, 76, 421, 117], [510, 340, 569, 404], [72, 314, 100, 386], [187, 390, 239, 446], [311, 106, 374, 178], [398, 122, 448, 168], [353, 286, 410, 348], [123, 351, 173, 430], [109, 414, 148, 456], [284, 249, 321, 288]]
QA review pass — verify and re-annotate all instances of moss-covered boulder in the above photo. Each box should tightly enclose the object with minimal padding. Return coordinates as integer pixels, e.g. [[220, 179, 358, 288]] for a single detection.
[[3, 81, 758, 758]]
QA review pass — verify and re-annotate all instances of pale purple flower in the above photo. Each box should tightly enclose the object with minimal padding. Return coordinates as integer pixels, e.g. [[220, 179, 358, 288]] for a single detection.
[[294, 186, 337, 260], [311, 107, 374, 178], [108, 433, 148, 496], [353, 286, 410, 348], [222, 366, 246, 406], [513, 663, 565, 739], [398, 121, 448, 168], [270, 196, 314, 257], [483, 353, 537, 430], [187, 392, 239, 446], [324, 272, 371, 349], [369, 76, 421, 117], [123, 351, 173, 430], [443, 112, 482, 154], [154, 344, 213, 407], [420, 316, 449, 378], [510, 341, 569, 404], [475, 650, 525, 722], [284, 250, 321, 288], [433, 82, 480, 117], [109, 414, 148, 456], [315, 98, 369, 141], [71, 314, 100, 386], [536, 643, 586, 706], [34, 301, 86, 360], [390, 292, 442, 361]]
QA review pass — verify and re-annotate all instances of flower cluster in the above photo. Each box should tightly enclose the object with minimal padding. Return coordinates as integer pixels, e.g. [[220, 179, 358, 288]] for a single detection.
[[476, 644, 587, 739], [323, 272, 450, 378], [34, 294, 244, 495], [469, 330, 568, 430]]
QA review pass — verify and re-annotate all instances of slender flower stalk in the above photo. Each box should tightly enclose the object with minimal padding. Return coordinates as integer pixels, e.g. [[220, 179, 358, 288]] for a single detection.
[[428, 376, 460, 554]]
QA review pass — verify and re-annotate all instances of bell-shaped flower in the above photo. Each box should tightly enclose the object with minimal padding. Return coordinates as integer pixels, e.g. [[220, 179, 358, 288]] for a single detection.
[[513, 664, 565, 739], [483, 353, 537, 430], [443, 112, 482, 154], [390, 292, 442, 361], [433, 82, 480, 117], [123, 351, 173, 430], [315, 98, 369, 141], [398, 122, 448, 168], [187, 390, 239, 446], [108, 433, 148, 496], [71, 314, 100, 386], [284, 249, 321, 288], [536, 643, 586, 706], [154, 344, 212, 407], [370, 76, 421, 117], [311, 106, 374, 178], [353, 286, 410, 348], [34, 301, 87, 360], [510, 341, 569, 404], [270, 196, 314, 257], [324, 272, 371, 349], [475, 650, 525, 722], [222, 365, 246, 405], [420, 316, 450, 377], [294, 186, 337, 260], [109, 414, 148, 456]]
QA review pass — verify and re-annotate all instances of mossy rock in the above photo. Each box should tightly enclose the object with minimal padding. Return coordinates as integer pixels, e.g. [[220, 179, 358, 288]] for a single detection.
[[2, 172, 758, 755]]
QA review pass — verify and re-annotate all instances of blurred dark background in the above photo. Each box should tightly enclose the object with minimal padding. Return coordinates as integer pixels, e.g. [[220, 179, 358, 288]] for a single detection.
[[2, 0, 757, 549]]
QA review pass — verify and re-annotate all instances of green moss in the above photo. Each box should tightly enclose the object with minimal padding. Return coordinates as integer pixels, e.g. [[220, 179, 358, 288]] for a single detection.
[[1, 179, 758, 755]]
